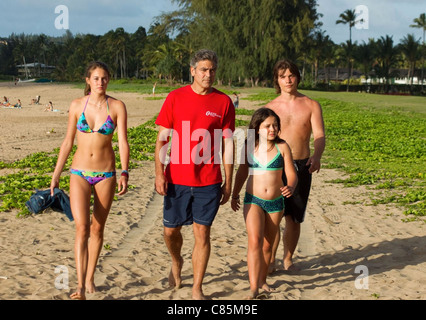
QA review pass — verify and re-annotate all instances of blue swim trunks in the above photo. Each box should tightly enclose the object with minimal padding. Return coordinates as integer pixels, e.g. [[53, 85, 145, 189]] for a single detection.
[[163, 183, 222, 228]]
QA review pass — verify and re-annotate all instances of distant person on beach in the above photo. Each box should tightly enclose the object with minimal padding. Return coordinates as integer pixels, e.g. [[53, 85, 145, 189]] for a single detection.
[[2, 96, 10, 106], [232, 92, 240, 108], [44, 101, 54, 112], [266, 59, 325, 272], [50, 61, 130, 300], [14, 99, 22, 108], [154, 49, 235, 300], [30, 96, 40, 105], [152, 82, 157, 97], [231, 108, 297, 299]]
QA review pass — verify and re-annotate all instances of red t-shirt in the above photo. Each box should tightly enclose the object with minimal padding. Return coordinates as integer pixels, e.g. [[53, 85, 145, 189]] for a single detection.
[[155, 85, 235, 186]]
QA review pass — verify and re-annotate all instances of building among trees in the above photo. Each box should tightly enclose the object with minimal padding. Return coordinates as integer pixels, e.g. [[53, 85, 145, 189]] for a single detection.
[[16, 62, 56, 79]]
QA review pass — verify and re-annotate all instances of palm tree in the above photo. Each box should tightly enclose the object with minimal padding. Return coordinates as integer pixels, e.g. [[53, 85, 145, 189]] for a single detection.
[[336, 9, 360, 91], [322, 39, 336, 86], [113, 28, 129, 79], [341, 40, 356, 91], [374, 35, 400, 93], [130, 27, 147, 79], [355, 39, 376, 88], [410, 13, 426, 89], [410, 13, 426, 45], [332, 45, 346, 84], [309, 31, 332, 85], [148, 42, 182, 83], [336, 9, 357, 45], [400, 34, 420, 87]]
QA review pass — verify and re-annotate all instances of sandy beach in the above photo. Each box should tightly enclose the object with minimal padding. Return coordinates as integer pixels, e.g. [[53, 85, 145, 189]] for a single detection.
[[0, 82, 424, 300]]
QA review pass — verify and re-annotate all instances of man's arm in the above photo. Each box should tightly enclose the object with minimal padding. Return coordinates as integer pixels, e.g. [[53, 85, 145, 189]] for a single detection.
[[308, 101, 326, 173], [155, 126, 171, 195]]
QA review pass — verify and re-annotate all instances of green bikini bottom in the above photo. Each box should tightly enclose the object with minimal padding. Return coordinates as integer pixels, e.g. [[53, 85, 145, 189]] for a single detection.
[[244, 193, 284, 214]]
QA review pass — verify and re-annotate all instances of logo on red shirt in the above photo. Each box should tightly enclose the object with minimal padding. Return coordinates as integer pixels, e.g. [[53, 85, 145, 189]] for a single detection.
[[206, 111, 222, 118]]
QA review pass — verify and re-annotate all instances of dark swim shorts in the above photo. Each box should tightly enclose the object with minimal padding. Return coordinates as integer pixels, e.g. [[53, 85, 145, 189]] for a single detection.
[[282, 158, 312, 223], [163, 183, 222, 228]]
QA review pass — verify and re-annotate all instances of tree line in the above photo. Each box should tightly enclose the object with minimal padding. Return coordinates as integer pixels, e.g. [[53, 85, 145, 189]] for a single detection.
[[0, 1, 424, 93]]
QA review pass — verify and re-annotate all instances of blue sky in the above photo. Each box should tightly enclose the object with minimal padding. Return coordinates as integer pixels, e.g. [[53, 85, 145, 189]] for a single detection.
[[1, 0, 424, 44]]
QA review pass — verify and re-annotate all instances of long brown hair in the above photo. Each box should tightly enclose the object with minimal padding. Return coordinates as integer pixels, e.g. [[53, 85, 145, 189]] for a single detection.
[[273, 59, 301, 94], [84, 61, 111, 96]]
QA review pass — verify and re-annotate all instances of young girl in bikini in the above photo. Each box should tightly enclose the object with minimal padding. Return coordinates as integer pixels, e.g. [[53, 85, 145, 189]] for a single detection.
[[50, 61, 130, 300], [231, 107, 298, 299]]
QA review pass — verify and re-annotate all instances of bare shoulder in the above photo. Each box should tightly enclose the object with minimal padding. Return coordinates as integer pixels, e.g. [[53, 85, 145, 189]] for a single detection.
[[70, 96, 85, 106], [299, 94, 321, 110], [107, 96, 126, 108], [107, 96, 127, 115], [69, 96, 85, 114], [265, 95, 282, 110], [276, 140, 291, 154]]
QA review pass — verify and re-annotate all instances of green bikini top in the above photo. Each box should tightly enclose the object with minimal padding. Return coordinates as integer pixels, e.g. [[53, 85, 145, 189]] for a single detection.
[[248, 144, 284, 170]]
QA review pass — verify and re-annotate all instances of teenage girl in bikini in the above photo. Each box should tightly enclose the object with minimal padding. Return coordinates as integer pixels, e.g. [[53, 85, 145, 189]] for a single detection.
[[231, 108, 297, 299], [50, 61, 130, 300]]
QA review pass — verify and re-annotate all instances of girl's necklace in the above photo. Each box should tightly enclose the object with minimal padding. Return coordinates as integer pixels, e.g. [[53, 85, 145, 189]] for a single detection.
[[91, 98, 107, 109]]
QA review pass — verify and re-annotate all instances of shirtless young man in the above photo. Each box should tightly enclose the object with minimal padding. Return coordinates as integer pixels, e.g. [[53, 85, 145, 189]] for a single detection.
[[266, 59, 325, 271]]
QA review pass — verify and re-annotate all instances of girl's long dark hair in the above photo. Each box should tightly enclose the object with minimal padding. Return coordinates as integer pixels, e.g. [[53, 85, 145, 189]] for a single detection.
[[248, 107, 284, 148]]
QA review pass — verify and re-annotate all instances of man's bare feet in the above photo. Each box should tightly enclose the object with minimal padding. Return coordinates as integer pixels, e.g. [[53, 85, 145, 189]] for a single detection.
[[245, 289, 270, 300], [168, 257, 184, 289], [268, 261, 276, 274], [70, 288, 86, 300], [85, 281, 96, 294], [260, 283, 274, 292], [245, 289, 259, 300], [283, 261, 301, 272], [192, 288, 208, 300]]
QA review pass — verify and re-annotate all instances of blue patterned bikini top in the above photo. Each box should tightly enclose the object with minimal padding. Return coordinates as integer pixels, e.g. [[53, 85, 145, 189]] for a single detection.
[[248, 144, 284, 170], [77, 95, 115, 135]]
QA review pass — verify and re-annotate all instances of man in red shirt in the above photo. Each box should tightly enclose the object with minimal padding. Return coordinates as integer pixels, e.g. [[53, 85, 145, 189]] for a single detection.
[[155, 49, 235, 300]]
